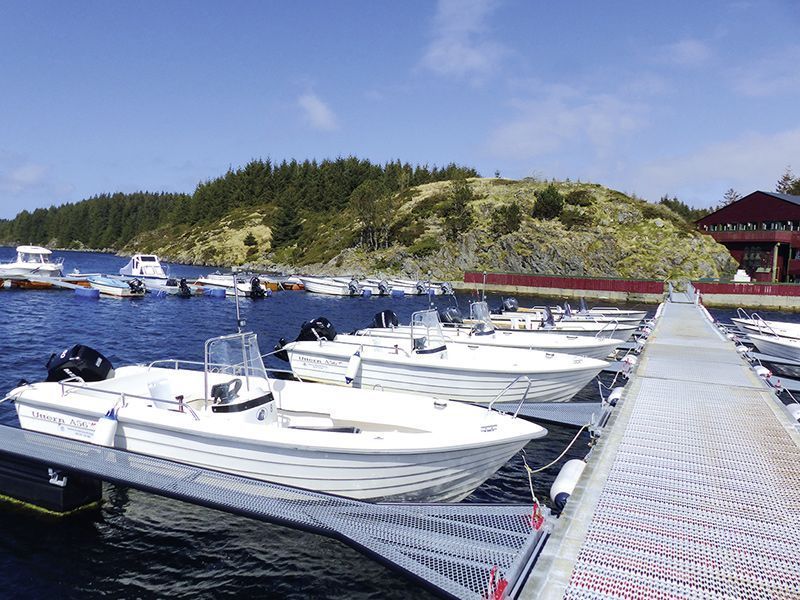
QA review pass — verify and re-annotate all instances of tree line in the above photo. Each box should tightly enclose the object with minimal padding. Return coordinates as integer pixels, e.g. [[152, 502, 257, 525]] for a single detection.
[[0, 157, 477, 249]]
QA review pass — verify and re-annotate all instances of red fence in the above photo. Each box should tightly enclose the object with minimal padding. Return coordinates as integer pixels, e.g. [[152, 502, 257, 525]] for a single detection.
[[694, 282, 800, 297], [463, 272, 664, 294]]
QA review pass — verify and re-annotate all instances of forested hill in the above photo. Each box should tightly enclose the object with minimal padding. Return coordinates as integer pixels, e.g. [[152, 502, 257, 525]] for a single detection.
[[0, 157, 477, 252]]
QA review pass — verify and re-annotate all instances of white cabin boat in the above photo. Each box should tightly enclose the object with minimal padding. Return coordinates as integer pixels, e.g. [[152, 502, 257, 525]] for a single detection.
[[356, 303, 623, 359], [8, 332, 546, 502], [119, 254, 168, 280], [284, 310, 607, 404], [0, 245, 63, 278]]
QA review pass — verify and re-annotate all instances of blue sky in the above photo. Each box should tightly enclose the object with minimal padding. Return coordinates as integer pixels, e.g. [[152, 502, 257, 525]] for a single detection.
[[1, 0, 798, 218]]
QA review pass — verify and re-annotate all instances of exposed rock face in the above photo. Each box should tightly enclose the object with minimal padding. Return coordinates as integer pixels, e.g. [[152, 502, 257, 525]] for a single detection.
[[128, 178, 737, 281]]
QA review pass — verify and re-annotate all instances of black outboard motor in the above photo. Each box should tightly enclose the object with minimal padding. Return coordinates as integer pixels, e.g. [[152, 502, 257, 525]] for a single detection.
[[438, 306, 463, 324], [274, 317, 338, 362], [249, 277, 266, 299], [369, 310, 399, 328], [46, 345, 115, 382], [348, 278, 361, 296], [502, 297, 519, 312], [165, 278, 178, 286], [378, 279, 391, 296], [128, 278, 145, 294], [177, 278, 192, 298], [540, 306, 556, 329]]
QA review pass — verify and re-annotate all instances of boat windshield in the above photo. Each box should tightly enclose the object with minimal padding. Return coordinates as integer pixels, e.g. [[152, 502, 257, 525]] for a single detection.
[[469, 301, 496, 334], [410, 310, 447, 350], [18, 252, 49, 264], [204, 332, 268, 396]]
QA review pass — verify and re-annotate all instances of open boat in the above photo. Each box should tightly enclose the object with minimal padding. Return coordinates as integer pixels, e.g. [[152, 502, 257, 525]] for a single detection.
[[747, 332, 800, 362], [298, 276, 364, 296], [465, 306, 639, 339], [514, 298, 647, 322], [0, 245, 63, 278], [87, 276, 146, 297], [195, 272, 270, 298], [6, 333, 546, 502], [281, 310, 607, 404], [354, 302, 623, 360]]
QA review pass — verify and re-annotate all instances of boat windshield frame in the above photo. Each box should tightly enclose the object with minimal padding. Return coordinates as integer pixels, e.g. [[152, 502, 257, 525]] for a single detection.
[[468, 301, 497, 334], [204, 332, 269, 400], [409, 309, 448, 351]]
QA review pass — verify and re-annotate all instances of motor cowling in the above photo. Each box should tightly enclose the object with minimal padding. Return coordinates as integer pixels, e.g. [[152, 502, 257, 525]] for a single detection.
[[369, 310, 399, 328], [274, 316, 338, 362], [46, 345, 115, 382], [128, 278, 145, 294], [348, 279, 361, 296], [440, 282, 454, 295], [378, 279, 390, 295], [502, 297, 519, 312], [177, 278, 192, 298], [249, 277, 266, 299]]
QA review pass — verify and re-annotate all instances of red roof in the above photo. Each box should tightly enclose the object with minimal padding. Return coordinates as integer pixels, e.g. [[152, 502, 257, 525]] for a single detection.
[[696, 191, 800, 226]]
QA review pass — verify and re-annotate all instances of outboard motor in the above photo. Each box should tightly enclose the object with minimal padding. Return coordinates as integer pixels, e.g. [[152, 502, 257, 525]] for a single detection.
[[563, 302, 573, 317], [369, 310, 399, 329], [128, 278, 145, 294], [377, 279, 391, 296], [177, 278, 192, 298], [165, 278, 178, 286], [440, 282, 454, 295], [502, 297, 519, 312], [540, 306, 556, 329], [415, 281, 427, 295], [46, 345, 115, 382], [348, 278, 361, 296], [249, 277, 266, 299], [438, 306, 463, 324], [274, 317, 338, 362], [578, 297, 590, 315]]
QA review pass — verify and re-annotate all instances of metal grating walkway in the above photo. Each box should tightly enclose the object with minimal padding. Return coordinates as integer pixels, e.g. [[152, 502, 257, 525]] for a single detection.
[[0, 423, 547, 599], [525, 302, 800, 599]]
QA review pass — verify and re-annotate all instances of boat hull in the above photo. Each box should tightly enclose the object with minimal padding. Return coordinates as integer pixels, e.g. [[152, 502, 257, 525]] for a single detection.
[[299, 276, 359, 296], [747, 333, 800, 362]]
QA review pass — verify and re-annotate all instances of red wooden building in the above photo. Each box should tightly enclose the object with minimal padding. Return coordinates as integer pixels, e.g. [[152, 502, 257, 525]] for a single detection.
[[696, 191, 800, 282]]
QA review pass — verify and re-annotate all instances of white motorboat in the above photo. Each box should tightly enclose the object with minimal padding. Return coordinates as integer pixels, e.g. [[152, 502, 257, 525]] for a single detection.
[[490, 302, 643, 325], [0, 245, 63, 278], [387, 278, 428, 295], [87, 276, 146, 297], [514, 298, 647, 322], [282, 310, 607, 404], [362, 278, 394, 296], [355, 303, 623, 359], [195, 272, 269, 298], [7, 333, 546, 502], [119, 254, 168, 280], [730, 315, 800, 340], [147, 278, 200, 297], [747, 333, 800, 362], [299, 276, 364, 296], [466, 308, 639, 339]]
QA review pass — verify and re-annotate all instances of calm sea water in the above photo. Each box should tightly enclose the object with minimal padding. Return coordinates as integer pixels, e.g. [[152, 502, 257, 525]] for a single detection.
[[0, 248, 650, 599]]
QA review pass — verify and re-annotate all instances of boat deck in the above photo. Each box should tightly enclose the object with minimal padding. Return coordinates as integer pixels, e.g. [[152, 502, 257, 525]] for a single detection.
[[524, 301, 800, 598], [0, 421, 548, 600]]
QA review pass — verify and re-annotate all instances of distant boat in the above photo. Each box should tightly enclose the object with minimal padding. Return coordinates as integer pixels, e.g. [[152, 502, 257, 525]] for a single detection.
[[299, 276, 364, 296], [119, 254, 168, 280], [87, 276, 146, 297], [0, 245, 63, 278], [195, 272, 270, 298], [147, 278, 199, 297]]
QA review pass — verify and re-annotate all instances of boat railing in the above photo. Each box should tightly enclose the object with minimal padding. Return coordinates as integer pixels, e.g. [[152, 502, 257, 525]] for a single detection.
[[594, 319, 619, 340], [57, 380, 200, 421], [485, 375, 533, 419], [749, 313, 781, 338], [736, 307, 753, 321], [315, 337, 414, 357]]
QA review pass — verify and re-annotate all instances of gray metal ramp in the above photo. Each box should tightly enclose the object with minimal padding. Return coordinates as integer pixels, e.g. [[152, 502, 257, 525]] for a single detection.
[[525, 302, 800, 599], [0, 424, 547, 600]]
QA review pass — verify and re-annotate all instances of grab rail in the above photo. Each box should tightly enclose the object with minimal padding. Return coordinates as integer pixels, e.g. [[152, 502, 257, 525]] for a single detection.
[[56, 381, 200, 421], [594, 319, 619, 340], [485, 375, 533, 419], [750, 312, 781, 338]]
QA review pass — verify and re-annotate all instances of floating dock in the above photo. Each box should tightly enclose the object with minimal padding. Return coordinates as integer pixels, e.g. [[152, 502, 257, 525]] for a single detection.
[[524, 300, 800, 598]]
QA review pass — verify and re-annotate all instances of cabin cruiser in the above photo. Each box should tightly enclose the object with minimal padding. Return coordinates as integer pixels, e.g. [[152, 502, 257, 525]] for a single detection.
[[6, 333, 546, 502], [279, 310, 607, 404], [354, 302, 623, 360], [0, 245, 63, 278], [119, 254, 168, 280]]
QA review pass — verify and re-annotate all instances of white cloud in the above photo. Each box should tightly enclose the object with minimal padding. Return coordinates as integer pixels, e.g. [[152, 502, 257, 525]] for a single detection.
[[729, 46, 800, 96], [0, 162, 49, 194], [630, 127, 800, 206], [297, 92, 339, 131], [487, 85, 646, 161], [658, 39, 712, 67], [420, 0, 506, 81]]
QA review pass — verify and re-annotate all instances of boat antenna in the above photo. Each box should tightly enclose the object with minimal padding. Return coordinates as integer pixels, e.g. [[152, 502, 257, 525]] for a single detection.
[[232, 267, 245, 333], [482, 270, 487, 302]]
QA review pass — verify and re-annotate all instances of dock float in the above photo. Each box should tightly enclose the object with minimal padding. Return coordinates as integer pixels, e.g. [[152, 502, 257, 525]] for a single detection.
[[524, 300, 800, 598]]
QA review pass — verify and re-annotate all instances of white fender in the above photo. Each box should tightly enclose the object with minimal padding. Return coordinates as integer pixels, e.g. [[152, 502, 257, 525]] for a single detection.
[[550, 459, 586, 511], [92, 408, 118, 447], [735, 345, 748, 354], [607, 387, 624, 406], [345, 351, 362, 385], [754, 365, 771, 379], [622, 354, 638, 367]]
